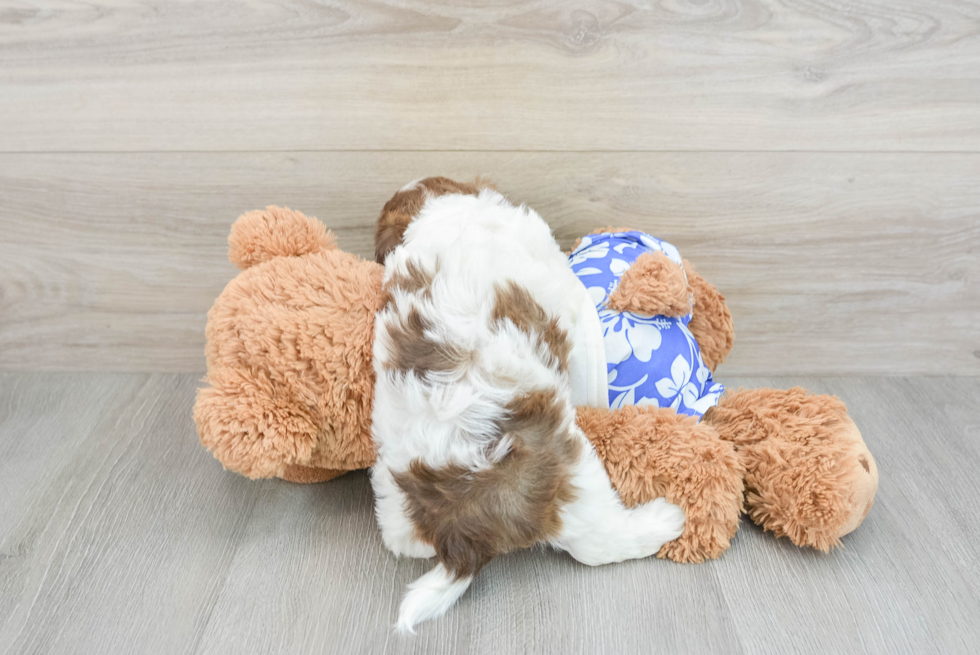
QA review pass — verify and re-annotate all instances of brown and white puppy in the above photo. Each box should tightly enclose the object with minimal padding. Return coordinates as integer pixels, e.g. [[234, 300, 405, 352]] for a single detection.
[[371, 182, 685, 631]]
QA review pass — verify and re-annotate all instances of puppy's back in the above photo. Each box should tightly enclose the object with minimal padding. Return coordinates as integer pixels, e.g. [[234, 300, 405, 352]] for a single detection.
[[372, 190, 586, 631]]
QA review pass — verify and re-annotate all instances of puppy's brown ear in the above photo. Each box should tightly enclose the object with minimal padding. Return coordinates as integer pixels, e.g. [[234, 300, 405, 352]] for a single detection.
[[375, 188, 423, 265], [374, 177, 493, 265]]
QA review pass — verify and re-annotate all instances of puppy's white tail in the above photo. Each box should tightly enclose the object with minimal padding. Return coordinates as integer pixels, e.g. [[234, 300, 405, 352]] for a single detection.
[[396, 563, 473, 633]]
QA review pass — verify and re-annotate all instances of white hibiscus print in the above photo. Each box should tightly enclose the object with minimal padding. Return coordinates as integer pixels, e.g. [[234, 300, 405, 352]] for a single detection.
[[695, 361, 710, 385], [607, 371, 650, 409], [608, 369, 663, 410], [586, 286, 607, 305], [569, 240, 609, 267], [613, 241, 640, 255], [655, 354, 694, 400], [609, 258, 631, 276], [599, 309, 666, 364], [656, 355, 721, 415], [685, 383, 724, 415], [639, 234, 683, 266]]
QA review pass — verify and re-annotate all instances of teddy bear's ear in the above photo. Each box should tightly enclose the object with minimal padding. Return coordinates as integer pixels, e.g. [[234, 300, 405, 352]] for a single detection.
[[605, 251, 692, 318], [228, 206, 337, 269], [683, 259, 735, 370]]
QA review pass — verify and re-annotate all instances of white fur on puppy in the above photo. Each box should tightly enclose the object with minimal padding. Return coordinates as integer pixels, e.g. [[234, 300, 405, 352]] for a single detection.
[[371, 189, 685, 632]]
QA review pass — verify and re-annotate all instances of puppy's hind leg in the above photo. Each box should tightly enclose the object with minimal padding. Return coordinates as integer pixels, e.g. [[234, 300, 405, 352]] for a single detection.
[[551, 438, 686, 566], [370, 465, 438, 559]]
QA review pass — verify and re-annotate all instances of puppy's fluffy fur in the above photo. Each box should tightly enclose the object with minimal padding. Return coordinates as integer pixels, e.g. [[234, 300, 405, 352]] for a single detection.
[[371, 188, 685, 632]]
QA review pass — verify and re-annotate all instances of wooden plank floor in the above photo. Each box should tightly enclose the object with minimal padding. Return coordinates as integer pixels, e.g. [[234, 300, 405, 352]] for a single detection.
[[1, 373, 978, 655]]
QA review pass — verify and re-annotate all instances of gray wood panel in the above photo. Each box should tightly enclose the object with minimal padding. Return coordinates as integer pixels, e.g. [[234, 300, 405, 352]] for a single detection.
[[1, 1, 979, 152], [0, 374, 262, 655], [1, 152, 978, 375], [1, 374, 978, 654]]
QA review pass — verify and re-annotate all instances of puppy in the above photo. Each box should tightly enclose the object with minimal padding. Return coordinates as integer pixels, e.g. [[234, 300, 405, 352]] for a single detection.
[[371, 183, 685, 632]]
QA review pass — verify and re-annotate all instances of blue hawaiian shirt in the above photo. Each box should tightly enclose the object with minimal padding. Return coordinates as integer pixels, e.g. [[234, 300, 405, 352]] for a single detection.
[[568, 231, 723, 420]]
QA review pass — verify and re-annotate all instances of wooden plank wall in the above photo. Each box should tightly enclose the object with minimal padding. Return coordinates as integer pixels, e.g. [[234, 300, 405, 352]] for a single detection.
[[1, 1, 978, 374]]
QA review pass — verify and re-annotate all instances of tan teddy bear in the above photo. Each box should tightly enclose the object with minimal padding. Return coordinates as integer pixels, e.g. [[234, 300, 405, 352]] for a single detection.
[[195, 178, 878, 562]]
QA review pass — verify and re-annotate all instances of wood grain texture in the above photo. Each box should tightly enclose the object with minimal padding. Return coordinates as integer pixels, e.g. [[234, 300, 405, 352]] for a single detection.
[[1, 373, 978, 654], [1, 0, 979, 152], [0, 374, 263, 655], [1, 152, 977, 374]]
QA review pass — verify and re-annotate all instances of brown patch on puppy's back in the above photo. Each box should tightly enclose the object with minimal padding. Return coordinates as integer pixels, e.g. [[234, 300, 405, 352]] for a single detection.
[[394, 388, 580, 579], [381, 259, 436, 308], [491, 281, 570, 372], [491, 280, 549, 332], [375, 177, 491, 265], [541, 319, 572, 373], [504, 389, 567, 448], [389, 260, 435, 296], [382, 306, 471, 378]]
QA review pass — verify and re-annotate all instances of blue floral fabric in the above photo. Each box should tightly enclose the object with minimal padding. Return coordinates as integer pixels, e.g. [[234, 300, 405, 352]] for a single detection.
[[569, 231, 724, 420]]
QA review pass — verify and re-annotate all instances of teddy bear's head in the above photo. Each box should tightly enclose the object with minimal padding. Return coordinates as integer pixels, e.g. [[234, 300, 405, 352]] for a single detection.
[[195, 178, 495, 484], [194, 207, 383, 482]]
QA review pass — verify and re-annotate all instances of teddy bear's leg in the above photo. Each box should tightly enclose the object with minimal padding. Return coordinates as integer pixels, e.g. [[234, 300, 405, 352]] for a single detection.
[[702, 387, 879, 551], [280, 464, 346, 484], [576, 406, 744, 563]]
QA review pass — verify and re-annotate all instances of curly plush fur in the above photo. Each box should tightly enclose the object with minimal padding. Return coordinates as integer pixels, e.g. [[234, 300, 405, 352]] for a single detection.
[[194, 180, 879, 631], [576, 405, 744, 563], [704, 387, 878, 551], [683, 259, 734, 371], [195, 207, 381, 480], [229, 205, 337, 269], [605, 251, 692, 318]]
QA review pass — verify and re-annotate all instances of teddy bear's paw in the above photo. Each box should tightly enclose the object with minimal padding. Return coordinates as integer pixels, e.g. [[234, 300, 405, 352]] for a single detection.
[[749, 416, 878, 551], [656, 493, 742, 565]]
